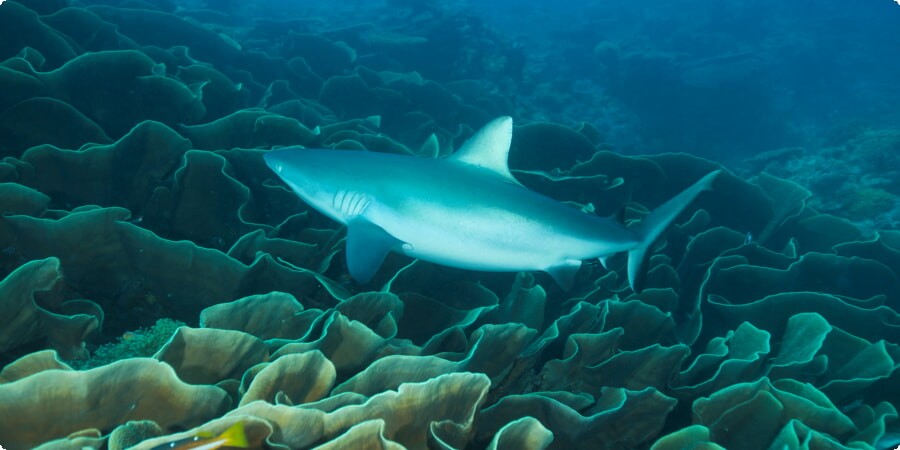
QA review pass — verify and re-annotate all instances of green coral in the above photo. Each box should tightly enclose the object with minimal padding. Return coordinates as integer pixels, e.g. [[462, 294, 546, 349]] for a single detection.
[[845, 186, 896, 218], [70, 318, 186, 370]]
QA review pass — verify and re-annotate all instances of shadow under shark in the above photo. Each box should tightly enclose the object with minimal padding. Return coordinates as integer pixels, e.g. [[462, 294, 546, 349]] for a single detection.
[[265, 116, 719, 291]]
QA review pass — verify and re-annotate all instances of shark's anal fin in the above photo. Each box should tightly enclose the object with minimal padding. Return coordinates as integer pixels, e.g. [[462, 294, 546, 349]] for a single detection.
[[345, 219, 401, 284], [546, 259, 582, 290], [598, 256, 610, 270]]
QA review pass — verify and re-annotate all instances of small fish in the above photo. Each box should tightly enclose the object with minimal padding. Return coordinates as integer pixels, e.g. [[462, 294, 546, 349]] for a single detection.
[[121, 331, 144, 341], [151, 422, 249, 450]]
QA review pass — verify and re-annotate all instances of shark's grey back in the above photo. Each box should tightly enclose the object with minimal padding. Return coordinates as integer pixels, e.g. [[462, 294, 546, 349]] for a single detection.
[[264, 116, 719, 290]]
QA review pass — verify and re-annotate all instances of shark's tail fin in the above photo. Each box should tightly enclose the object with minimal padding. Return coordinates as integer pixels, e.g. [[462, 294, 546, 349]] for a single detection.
[[627, 170, 721, 292]]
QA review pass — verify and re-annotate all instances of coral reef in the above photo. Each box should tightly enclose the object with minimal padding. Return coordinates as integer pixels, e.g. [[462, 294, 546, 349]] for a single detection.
[[74, 318, 187, 370], [744, 129, 900, 232], [0, 1, 898, 449]]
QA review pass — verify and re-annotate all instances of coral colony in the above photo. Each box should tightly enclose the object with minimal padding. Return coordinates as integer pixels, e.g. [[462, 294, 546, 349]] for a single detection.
[[0, 1, 898, 449]]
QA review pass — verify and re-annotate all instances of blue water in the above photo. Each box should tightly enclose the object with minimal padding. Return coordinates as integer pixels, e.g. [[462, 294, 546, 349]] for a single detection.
[[191, 0, 900, 161], [1, 0, 899, 449]]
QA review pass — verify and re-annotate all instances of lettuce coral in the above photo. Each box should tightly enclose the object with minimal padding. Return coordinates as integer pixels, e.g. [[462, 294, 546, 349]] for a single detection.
[[0, 1, 898, 449]]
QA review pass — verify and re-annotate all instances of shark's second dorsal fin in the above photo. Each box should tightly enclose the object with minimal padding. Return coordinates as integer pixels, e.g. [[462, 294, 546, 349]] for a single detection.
[[449, 116, 522, 186]]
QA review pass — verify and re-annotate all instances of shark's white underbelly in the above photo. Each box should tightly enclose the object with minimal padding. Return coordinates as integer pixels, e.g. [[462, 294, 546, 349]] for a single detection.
[[370, 203, 594, 272]]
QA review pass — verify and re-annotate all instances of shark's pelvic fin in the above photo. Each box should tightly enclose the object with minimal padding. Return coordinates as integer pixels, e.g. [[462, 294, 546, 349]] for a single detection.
[[449, 116, 522, 186], [627, 170, 721, 292], [346, 219, 401, 284], [546, 259, 583, 290]]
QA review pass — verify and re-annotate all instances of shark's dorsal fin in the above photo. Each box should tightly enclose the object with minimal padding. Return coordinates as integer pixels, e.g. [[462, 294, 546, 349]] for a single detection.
[[449, 116, 522, 186]]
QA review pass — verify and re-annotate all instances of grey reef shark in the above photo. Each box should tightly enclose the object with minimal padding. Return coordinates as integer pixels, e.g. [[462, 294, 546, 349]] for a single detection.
[[265, 116, 719, 291]]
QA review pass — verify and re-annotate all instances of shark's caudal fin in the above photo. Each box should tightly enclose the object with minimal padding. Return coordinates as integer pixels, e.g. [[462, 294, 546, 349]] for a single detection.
[[627, 170, 721, 292]]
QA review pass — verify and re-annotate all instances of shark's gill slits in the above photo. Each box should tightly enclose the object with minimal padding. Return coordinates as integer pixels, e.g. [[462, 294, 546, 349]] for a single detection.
[[333, 189, 347, 211], [334, 190, 370, 217]]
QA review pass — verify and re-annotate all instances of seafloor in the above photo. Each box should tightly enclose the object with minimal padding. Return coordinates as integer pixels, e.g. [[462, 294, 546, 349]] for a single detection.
[[0, 1, 899, 449]]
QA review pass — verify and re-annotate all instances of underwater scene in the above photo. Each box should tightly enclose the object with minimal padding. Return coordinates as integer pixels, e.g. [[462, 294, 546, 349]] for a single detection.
[[1, 0, 900, 448]]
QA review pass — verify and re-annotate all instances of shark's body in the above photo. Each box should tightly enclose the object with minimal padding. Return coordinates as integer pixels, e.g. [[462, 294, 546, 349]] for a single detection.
[[265, 117, 718, 290]]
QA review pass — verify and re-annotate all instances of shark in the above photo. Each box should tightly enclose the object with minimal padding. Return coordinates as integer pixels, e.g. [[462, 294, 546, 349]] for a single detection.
[[264, 116, 719, 291]]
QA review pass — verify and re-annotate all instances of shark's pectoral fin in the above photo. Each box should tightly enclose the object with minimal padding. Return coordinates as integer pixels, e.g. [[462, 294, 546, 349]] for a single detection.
[[345, 220, 401, 284], [545, 259, 582, 290]]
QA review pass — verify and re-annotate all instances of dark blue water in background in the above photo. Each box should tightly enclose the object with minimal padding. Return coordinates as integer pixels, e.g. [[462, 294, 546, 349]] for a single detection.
[[2, 1, 900, 448], [187, 0, 900, 163]]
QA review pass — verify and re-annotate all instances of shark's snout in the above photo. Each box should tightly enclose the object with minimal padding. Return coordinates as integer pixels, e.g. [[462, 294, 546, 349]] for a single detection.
[[263, 150, 288, 174]]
